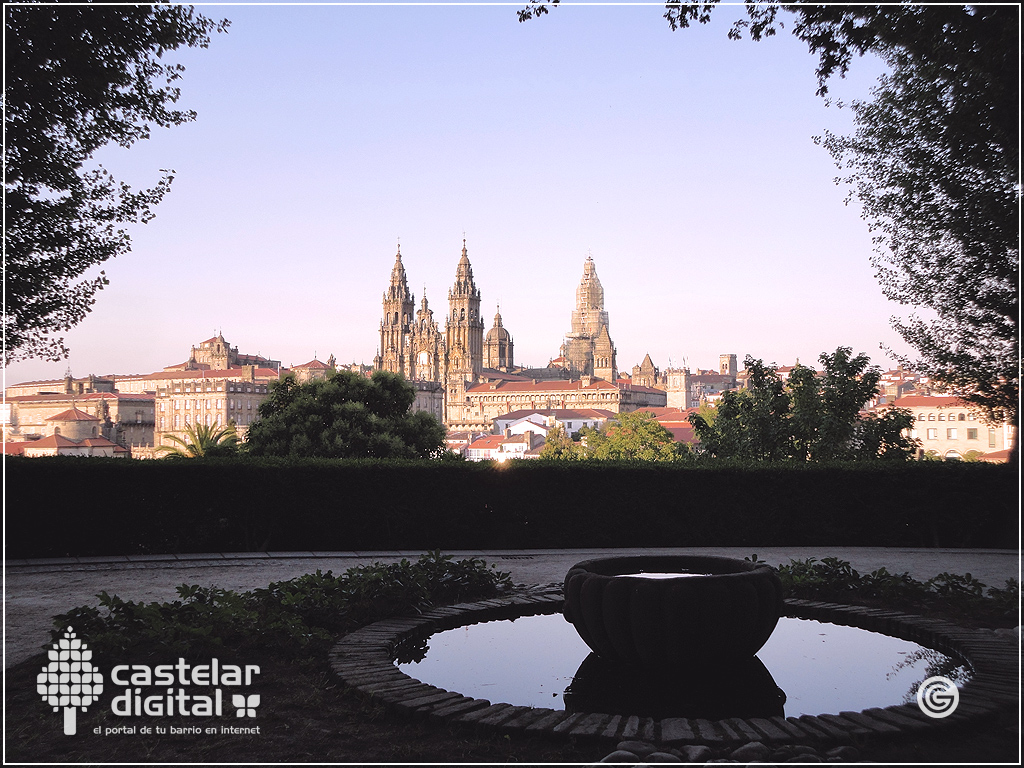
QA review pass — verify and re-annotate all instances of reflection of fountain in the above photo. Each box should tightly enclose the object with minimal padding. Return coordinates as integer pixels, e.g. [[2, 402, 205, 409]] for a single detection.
[[565, 652, 786, 719], [562, 555, 785, 716], [563, 555, 783, 666]]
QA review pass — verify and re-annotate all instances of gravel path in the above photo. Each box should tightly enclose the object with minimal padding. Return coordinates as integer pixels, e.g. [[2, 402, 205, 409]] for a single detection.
[[6, 546, 1019, 667]]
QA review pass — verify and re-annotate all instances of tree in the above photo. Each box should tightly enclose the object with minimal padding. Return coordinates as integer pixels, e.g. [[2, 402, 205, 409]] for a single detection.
[[690, 358, 792, 461], [538, 424, 585, 461], [588, 409, 682, 462], [818, 46, 1018, 431], [3, 5, 228, 364], [788, 347, 884, 461], [156, 422, 240, 459], [244, 370, 446, 459], [689, 348, 918, 462]]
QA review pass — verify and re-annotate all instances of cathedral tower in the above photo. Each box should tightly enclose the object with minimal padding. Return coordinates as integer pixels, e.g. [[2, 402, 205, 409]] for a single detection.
[[562, 255, 616, 379], [445, 240, 484, 422], [484, 305, 514, 372], [375, 244, 416, 378]]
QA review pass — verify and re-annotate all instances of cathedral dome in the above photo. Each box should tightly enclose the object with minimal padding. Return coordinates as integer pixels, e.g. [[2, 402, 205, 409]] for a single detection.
[[485, 308, 511, 343]]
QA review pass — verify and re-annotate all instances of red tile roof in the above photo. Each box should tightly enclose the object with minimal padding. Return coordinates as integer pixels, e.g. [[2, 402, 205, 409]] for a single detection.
[[24, 434, 81, 448], [3, 441, 29, 455], [494, 408, 616, 422], [293, 359, 331, 369], [615, 380, 665, 394], [893, 395, 964, 408], [136, 368, 280, 382], [980, 449, 1011, 463], [46, 407, 100, 422], [467, 435, 505, 449], [5, 391, 152, 403]]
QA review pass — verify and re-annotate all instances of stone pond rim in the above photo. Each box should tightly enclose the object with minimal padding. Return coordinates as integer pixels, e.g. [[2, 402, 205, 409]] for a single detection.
[[562, 555, 783, 667]]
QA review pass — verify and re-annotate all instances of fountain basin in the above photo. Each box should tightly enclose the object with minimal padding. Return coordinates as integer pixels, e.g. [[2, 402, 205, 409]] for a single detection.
[[563, 555, 783, 666]]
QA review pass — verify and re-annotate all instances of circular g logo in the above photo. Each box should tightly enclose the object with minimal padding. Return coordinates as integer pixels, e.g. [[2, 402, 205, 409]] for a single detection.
[[916, 676, 959, 718]]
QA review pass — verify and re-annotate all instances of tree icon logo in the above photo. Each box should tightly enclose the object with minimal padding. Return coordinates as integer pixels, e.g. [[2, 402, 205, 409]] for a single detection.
[[36, 626, 103, 735]]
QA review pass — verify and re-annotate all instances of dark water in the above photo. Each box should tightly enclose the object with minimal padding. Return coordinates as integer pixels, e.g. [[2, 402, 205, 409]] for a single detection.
[[396, 613, 970, 718]]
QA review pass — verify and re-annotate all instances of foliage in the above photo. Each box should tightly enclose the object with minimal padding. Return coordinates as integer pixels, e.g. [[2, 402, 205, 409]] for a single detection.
[[244, 370, 446, 459], [155, 422, 240, 459], [773, 556, 1019, 622], [538, 424, 585, 460], [51, 551, 513, 661], [585, 410, 682, 462], [818, 44, 1018, 430], [3, 5, 228, 364], [690, 347, 918, 462], [540, 411, 683, 462]]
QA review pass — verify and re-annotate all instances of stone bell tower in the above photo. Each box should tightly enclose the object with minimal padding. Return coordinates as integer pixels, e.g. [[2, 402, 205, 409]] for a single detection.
[[375, 244, 416, 378], [445, 239, 484, 422]]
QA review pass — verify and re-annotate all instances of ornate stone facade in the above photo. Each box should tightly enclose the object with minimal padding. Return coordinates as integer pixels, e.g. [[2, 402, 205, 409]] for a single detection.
[[373, 241, 488, 425]]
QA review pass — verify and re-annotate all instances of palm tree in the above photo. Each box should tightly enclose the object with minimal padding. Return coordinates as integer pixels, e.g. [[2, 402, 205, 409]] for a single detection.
[[156, 422, 240, 459]]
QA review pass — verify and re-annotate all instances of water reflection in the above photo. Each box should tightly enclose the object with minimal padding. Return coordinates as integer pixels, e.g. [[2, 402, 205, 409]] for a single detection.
[[395, 613, 971, 717], [564, 652, 786, 719]]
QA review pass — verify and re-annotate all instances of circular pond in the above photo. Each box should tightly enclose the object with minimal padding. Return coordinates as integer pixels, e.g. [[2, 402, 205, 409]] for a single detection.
[[396, 611, 971, 719]]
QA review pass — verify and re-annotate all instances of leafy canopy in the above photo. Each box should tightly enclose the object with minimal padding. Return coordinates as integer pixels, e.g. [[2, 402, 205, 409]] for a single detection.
[[689, 347, 918, 462], [540, 409, 684, 462], [3, 5, 228, 364], [244, 370, 447, 459], [817, 33, 1018, 429]]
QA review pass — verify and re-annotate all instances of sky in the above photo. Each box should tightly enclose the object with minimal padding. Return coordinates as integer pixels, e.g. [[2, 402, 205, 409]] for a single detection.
[[6, 2, 916, 386]]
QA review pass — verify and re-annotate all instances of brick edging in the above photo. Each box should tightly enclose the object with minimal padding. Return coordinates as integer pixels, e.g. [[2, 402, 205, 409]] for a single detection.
[[329, 588, 1018, 748]]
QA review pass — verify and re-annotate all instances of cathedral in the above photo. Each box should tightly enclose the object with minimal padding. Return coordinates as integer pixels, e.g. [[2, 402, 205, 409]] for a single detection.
[[373, 241, 620, 426]]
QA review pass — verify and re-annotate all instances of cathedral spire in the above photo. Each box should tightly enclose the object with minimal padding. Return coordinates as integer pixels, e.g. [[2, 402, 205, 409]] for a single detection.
[[387, 244, 411, 302]]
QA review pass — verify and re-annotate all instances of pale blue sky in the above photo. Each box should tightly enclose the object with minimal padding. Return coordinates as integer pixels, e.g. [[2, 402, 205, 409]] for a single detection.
[[6, 3, 912, 385]]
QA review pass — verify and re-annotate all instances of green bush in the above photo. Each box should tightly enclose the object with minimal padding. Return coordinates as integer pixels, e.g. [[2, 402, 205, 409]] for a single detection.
[[7, 456, 1016, 556], [51, 552, 512, 661], [769, 555, 1019, 622]]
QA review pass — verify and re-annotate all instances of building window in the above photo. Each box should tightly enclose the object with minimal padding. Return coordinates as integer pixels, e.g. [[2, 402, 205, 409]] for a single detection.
[[917, 413, 925, 421], [159, 417, 165, 429], [989, 429, 996, 448], [958, 413, 966, 421], [937, 414, 945, 421], [185, 400, 190, 409], [926, 428, 937, 440], [174, 415, 180, 427], [967, 429, 978, 440], [928, 414, 935, 420], [947, 428, 957, 440], [159, 402, 165, 412]]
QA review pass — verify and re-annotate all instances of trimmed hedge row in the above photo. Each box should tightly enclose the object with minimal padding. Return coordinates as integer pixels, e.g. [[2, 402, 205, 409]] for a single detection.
[[5, 457, 1017, 557]]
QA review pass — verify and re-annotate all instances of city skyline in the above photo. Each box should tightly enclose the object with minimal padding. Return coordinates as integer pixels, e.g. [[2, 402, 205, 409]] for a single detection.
[[5, 3, 916, 387]]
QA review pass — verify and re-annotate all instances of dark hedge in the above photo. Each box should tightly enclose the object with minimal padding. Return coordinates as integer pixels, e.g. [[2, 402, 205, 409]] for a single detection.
[[4, 457, 1017, 557]]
